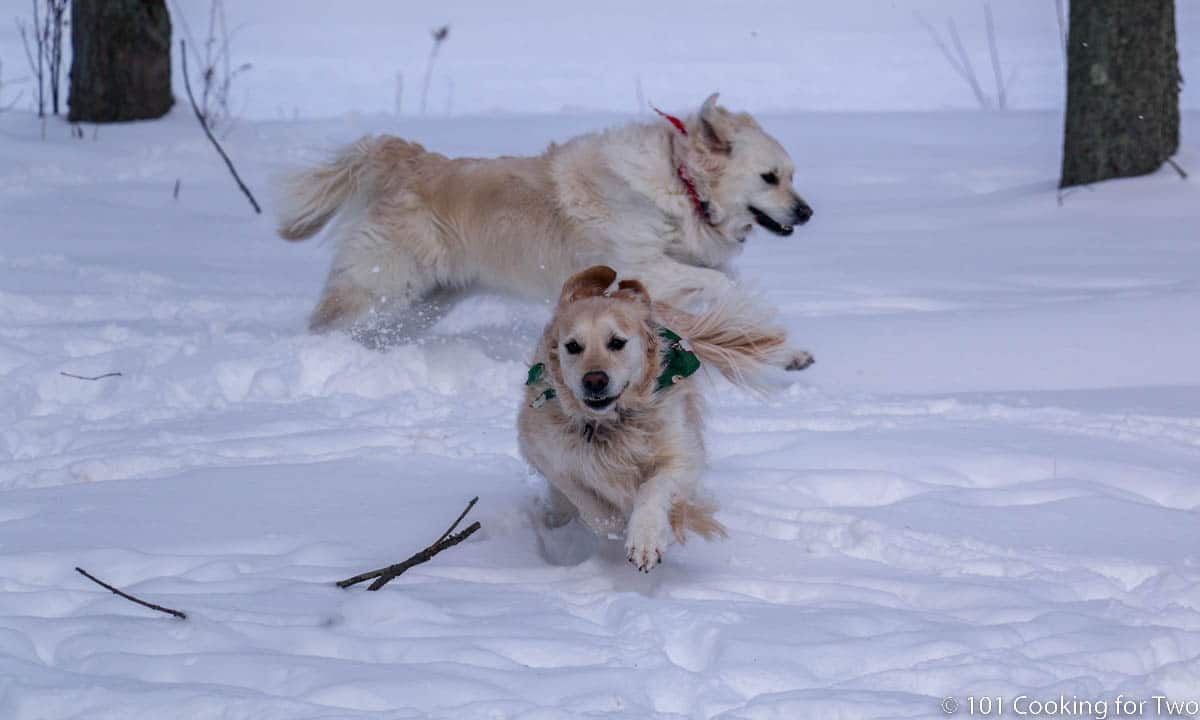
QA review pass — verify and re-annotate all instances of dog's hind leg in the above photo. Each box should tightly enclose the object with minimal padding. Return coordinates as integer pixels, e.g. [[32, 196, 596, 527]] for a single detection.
[[307, 219, 441, 337]]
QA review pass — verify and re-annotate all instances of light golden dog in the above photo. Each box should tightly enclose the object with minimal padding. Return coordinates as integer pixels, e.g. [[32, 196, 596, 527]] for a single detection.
[[518, 266, 796, 571], [277, 94, 813, 368]]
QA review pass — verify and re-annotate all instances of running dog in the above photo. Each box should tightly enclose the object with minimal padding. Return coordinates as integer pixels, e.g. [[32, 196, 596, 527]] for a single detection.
[[518, 265, 796, 572], [277, 94, 813, 369]]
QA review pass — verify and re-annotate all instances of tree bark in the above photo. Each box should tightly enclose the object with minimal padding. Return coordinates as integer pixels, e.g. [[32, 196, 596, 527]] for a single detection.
[[68, 0, 173, 123], [1060, 0, 1181, 188]]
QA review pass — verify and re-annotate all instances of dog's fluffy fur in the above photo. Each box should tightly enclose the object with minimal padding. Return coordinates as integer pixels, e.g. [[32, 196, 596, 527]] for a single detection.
[[277, 93, 813, 357], [518, 266, 796, 571]]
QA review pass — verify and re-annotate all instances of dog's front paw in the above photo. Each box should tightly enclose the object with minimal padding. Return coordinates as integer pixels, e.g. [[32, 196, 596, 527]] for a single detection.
[[625, 509, 671, 572], [785, 350, 815, 371]]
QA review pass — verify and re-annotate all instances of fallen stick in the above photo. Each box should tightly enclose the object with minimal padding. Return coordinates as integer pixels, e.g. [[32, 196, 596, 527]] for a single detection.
[[337, 497, 481, 591], [60, 371, 122, 381], [434, 496, 478, 545], [75, 567, 187, 620], [180, 40, 261, 215]]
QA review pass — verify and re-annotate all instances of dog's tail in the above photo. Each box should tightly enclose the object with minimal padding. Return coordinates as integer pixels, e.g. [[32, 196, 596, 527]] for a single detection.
[[277, 139, 373, 241], [654, 295, 793, 390], [277, 136, 429, 242], [670, 497, 728, 542]]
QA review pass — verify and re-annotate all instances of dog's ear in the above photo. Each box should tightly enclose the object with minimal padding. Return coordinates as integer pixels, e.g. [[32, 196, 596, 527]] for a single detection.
[[612, 279, 651, 308], [559, 265, 617, 305], [697, 93, 732, 154]]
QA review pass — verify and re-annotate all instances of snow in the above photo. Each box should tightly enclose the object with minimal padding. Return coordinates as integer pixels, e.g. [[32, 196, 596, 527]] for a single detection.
[[3, 2, 1200, 718]]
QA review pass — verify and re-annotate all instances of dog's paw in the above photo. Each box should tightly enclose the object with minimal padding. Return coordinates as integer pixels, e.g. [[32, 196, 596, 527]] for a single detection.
[[784, 350, 815, 371], [624, 509, 671, 572]]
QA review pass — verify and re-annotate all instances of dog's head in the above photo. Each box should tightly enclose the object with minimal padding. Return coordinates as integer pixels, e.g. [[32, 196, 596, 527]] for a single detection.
[[684, 93, 812, 240], [543, 266, 658, 421]]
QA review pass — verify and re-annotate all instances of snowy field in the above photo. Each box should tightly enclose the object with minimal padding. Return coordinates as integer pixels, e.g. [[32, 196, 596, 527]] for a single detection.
[[3, 2, 1200, 719]]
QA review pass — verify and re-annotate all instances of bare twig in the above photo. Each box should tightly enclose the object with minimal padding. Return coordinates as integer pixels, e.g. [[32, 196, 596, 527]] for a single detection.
[[75, 567, 188, 620], [337, 497, 481, 591], [420, 25, 449, 116], [367, 523, 480, 591], [44, 0, 67, 116], [15, 0, 44, 117], [1166, 158, 1188, 180], [60, 371, 122, 380], [916, 9, 1013, 111], [171, 0, 250, 132], [180, 40, 261, 214], [984, 3, 1006, 110], [946, 18, 989, 109], [434, 496, 478, 546]]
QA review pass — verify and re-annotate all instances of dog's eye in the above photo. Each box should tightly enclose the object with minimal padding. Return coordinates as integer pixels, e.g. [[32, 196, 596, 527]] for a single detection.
[[564, 340, 583, 355], [607, 337, 627, 352], [761, 172, 779, 186]]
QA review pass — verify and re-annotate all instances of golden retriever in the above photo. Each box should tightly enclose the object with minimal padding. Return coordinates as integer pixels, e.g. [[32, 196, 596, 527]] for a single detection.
[[518, 265, 796, 571], [277, 94, 813, 369]]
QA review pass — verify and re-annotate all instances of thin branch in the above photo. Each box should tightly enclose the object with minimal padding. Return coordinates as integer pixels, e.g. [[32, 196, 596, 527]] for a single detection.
[[1166, 158, 1188, 180], [75, 567, 188, 620], [946, 18, 989, 109], [60, 371, 122, 381], [180, 40, 261, 214], [914, 12, 969, 80], [434, 496, 478, 546], [337, 497, 482, 591], [984, 3, 1005, 110], [367, 523, 480, 591]]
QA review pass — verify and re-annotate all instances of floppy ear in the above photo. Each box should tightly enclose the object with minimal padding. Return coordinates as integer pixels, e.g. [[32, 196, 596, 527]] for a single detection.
[[612, 279, 651, 308], [559, 265, 617, 305], [697, 93, 732, 154]]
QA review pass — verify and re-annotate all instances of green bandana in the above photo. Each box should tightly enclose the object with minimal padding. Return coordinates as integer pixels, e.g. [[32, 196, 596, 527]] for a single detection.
[[525, 326, 700, 408], [654, 327, 701, 391], [526, 362, 557, 408]]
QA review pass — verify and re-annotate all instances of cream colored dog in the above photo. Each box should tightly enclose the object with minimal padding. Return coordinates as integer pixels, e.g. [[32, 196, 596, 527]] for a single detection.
[[277, 94, 813, 368], [518, 266, 795, 572]]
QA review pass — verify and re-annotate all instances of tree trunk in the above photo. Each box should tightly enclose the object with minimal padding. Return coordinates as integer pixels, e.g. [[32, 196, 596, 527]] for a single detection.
[[1060, 0, 1180, 188], [67, 0, 173, 123]]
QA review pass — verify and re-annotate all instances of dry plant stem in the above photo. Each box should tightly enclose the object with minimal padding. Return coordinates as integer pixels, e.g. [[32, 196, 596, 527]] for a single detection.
[[180, 39, 261, 214], [60, 371, 122, 380], [337, 496, 480, 589], [1166, 158, 1188, 180], [435, 496, 478, 545], [75, 567, 187, 620], [366, 522, 481, 591], [17, 0, 44, 116], [336, 522, 481, 590], [984, 3, 1006, 109]]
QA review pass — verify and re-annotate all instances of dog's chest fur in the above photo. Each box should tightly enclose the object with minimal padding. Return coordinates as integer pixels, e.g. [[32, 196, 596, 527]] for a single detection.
[[520, 384, 701, 513]]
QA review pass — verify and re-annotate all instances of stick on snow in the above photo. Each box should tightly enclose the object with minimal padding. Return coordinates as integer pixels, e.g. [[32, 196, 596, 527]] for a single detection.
[[75, 567, 188, 620], [337, 496, 481, 591]]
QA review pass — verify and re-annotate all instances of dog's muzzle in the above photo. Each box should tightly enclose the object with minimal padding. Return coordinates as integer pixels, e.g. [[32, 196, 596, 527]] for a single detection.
[[748, 200, 812, 237]]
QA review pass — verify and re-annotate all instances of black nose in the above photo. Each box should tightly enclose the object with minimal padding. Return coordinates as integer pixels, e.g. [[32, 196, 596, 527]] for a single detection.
[[581, 371, 609, 395], [792, 200, 813, 226]]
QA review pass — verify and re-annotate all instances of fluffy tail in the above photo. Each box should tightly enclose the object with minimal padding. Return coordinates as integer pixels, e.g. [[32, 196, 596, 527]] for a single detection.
[[654, 295, 793, 389], [276, 138, 377, 241], [669, 497, 728, 542]]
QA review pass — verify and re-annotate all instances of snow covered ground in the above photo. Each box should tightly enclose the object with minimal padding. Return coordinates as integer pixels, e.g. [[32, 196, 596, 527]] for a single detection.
[[3, 1, 1200, 716], [2, 104, 1199, 718]]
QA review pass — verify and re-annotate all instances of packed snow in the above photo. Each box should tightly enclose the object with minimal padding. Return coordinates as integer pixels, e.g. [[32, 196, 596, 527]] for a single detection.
[[3, 2, 1200, 719]]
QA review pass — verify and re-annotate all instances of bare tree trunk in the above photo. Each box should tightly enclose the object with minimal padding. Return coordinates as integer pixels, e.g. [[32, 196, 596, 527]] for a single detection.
[[67, 0, 173, 122], [1060, 0, 1181, 188]]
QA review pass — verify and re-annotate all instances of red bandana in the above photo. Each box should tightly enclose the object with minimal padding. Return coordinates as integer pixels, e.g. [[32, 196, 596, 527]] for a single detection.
[[653, 106, 712, 224]]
